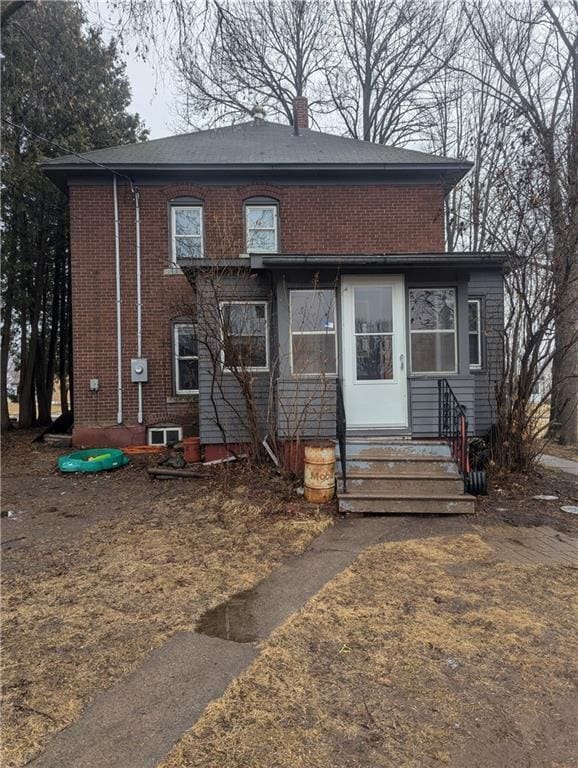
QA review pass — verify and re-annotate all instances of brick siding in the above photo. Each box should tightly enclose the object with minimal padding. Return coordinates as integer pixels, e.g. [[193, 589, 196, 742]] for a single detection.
[[69, 180, 445, 445]]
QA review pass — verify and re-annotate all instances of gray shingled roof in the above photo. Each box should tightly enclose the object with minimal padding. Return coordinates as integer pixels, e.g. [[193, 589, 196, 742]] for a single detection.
[[42, 119, 469, 169]]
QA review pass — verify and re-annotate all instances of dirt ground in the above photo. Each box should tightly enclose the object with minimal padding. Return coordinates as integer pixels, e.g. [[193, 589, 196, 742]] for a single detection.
[[1, 431, 332, 767]]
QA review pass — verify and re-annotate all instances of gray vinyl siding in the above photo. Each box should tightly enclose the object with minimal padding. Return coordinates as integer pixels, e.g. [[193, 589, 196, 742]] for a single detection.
[[410, 376, 475, 437], [468, 269, 504, 436], [277, 378, 337, 438], [197, 270, 275, 445]]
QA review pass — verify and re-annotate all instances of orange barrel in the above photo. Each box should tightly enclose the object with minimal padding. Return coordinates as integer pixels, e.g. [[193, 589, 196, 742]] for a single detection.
[[183, 436, 201, 463], [304, 441, 336, 503]]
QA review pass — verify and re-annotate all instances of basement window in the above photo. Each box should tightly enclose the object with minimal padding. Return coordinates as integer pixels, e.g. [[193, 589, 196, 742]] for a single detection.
[[148, 426, 183, 446]]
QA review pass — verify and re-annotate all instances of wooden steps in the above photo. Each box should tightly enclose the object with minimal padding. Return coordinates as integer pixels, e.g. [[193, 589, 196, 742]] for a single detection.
[[337, 439, 475, 516]]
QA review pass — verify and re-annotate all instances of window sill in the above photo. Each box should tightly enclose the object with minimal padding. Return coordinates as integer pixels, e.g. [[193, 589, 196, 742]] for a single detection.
[[167, 394, 198, 404], [163, 266, 184, 276]]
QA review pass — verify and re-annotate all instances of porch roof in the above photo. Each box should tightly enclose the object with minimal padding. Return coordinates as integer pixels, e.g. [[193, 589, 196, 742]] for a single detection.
[[249, 252, 508, 270]]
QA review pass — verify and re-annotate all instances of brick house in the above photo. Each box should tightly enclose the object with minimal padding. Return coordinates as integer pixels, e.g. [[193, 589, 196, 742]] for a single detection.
[[43, 98, 505, 511]]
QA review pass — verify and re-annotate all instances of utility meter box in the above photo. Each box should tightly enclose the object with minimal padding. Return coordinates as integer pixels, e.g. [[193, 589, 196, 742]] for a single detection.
[[131, 358, 148, 383]]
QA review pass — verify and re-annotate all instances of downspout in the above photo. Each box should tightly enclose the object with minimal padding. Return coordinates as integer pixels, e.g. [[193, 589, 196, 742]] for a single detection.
[[113, 176, 123, 424], [133, 183, 144, 424]]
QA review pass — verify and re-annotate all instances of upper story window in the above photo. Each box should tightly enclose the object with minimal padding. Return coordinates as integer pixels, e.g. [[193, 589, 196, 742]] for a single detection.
[[245, 201, 278, 253], [171, 204, 203, 263], [468, 299, 482, 370], [409, 288, 457, 374]]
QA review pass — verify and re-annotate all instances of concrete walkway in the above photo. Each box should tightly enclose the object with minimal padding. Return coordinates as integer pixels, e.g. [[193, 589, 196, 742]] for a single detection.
[[28, 515, 470, 768], [539, 453, 578, 477]]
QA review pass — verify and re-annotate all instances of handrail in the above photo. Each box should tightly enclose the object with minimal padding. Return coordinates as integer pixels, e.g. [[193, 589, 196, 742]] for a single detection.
[[438, 378, 470, 477], [336, 378, 347, 493]]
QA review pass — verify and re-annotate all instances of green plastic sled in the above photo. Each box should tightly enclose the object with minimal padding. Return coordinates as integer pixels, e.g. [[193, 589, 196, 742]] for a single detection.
[[58, 448, 129, 473]]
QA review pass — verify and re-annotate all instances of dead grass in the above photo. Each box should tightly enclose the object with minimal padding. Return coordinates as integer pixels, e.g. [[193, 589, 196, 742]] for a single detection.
[[1, 460, 332, 767], [161, 533, 578, 768]]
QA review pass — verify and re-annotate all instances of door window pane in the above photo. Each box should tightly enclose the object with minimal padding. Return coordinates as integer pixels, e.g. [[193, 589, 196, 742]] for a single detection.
[[356, 335, 393, 380], [354, 286, 393, 333], [411, 332, 456, 373]]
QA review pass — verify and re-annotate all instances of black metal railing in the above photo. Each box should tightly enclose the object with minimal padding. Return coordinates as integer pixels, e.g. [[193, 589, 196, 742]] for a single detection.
[[336, 378, 347, 492], [438, 378, 470, 477]]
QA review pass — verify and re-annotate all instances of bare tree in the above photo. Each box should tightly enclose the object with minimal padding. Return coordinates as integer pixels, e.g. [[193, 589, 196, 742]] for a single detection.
[[464, 0, 577, 443], [174, 0, 331, 126], [324, 0, 460, 144]]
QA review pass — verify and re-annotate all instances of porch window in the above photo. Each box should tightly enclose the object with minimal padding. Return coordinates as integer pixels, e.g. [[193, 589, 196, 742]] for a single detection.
[[245, 204, 278, 253], [290, 289, 337, 375], [220, 301, 269, 371], [174, 324, 199, 394], [468, 299, 482, 369], [409, 288, 457, 374], [171, 205, 203, 262]]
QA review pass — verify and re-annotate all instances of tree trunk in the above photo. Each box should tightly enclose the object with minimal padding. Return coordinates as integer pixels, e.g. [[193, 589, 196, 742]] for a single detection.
[[1, 283, 14, 431]]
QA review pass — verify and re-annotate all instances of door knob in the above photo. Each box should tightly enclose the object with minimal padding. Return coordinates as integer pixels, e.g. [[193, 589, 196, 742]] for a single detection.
[[400, 353, 405, 371]]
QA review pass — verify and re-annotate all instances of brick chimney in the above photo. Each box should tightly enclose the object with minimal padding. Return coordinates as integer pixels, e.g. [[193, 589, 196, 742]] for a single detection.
[[293, 96, 309, 134]]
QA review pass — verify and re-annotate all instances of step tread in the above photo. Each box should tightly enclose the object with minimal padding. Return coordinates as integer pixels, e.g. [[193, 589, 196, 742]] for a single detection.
[[340, 472, 461, 480], [339, 454, 451, 462], [344, 438, 446, 445], [337, 492, 474, 501]]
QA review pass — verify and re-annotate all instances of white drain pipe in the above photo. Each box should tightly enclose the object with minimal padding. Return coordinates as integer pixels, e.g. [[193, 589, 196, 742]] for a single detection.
[[113, 176, 123, 424], [133, 184, 144, 424]]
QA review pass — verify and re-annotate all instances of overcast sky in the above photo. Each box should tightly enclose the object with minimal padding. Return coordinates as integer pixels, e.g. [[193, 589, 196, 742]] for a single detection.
[[84, 3, 177, 139]]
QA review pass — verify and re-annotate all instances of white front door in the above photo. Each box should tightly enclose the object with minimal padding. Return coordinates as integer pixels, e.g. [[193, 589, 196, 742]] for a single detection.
[[341, 275, 408, 429]]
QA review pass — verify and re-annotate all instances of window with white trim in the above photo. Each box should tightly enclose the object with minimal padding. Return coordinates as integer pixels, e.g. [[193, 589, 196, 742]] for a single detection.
[[174, 324, 198, 394], [148, 426, 183, 446], [171, 205, 203, 262], [245, 204, 278, 253], [220, 301, 269, 371], [290, 289, 337, 375], [468, 299, 482, 370], [409, 288, 457, 374]]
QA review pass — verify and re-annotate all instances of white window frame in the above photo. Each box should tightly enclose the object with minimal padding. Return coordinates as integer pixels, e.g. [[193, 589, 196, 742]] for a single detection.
[[245, 204, 278, 254], [171, 205, 203, 264], [289, 289, 338, 377], [468, 298, 483, 371], [174, 323, 199, 395], [147, 425, 183, 446], [409, 287, 458, 375], [219, 300, 270, 373]]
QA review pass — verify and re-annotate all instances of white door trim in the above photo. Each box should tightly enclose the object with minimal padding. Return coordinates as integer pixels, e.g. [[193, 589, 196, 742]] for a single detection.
[[341, 275, 408, 430]]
